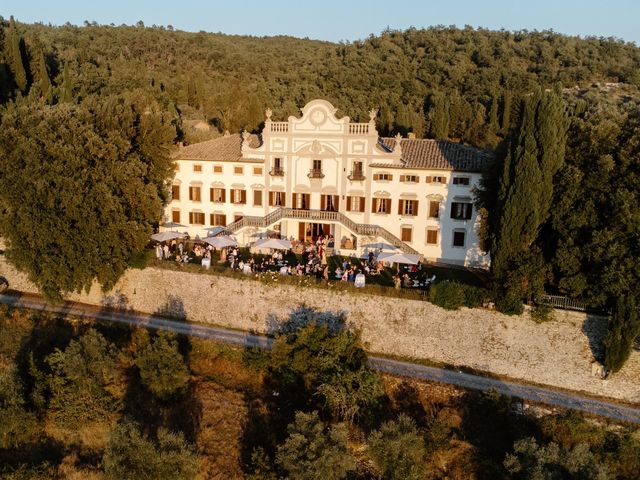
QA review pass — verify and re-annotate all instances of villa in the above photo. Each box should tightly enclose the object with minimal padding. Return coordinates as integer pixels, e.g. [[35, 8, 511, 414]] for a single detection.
[[164, 99, 491, 267]]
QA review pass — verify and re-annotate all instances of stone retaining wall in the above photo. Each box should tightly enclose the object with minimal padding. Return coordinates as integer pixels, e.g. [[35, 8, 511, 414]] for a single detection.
[[1, 259, 638, 403]]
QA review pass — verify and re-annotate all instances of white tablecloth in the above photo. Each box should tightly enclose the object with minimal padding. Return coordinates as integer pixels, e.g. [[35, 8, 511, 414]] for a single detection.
[[354, 273, 366, 288], [201, 257, 211, 269]]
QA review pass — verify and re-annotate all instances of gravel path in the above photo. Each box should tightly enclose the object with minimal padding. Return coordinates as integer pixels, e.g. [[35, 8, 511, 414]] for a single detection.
[[2, 292, 638, 425]]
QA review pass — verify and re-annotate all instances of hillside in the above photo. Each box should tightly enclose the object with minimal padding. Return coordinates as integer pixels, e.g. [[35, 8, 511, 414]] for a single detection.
[[2, 19, 640, 146]]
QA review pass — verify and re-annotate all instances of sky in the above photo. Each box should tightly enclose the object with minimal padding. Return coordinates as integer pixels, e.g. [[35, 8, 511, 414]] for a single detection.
[[4, 0, 639, 45]]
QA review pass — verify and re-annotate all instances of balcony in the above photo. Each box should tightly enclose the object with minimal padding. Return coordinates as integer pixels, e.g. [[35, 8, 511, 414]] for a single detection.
[[269, 167, 285, 176], [307, 168, 325, 179], [348, 170, 365, 181]]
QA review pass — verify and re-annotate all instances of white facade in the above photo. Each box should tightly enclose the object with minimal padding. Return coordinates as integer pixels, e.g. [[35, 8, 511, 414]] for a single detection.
[[164, 99, 490, 267]]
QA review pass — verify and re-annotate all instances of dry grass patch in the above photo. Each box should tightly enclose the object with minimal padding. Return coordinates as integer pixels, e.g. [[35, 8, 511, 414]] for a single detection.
[[195, 380, 248, 479]]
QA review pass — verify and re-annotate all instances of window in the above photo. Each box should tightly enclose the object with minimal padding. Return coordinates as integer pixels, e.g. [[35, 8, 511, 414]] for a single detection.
[[209, 213, 226, 226], [292, 193, 310, 210], [425, 175, 447, 184], [189, 212, 205, 225], [451, 202, 472, 220], [253, 167, 263, 175], [321, 194, 339, 212], [234, 166, 244, 175], [429, 201, 440, 219], [193, 164, 202, 173], [271, 158, 284, 176], [189, 186, 201, 202], [309, 159, 323, 178], [274, 157, 282, 168], [400, 174, 419, 183], [269, 191, 286, 207], [213, 165, 223, 173], [171, 210, 181, 223], [209, 188, 225, 203], [401, 227, 413, 243], [373, 173, 393, 181], [453, 230, 466, 247], [426, 229, 438, 245], [346, 196, 365, 212], [372, 198, 391, 214], [398, 199, 419, 216], [313, 159, 322, 171], [253, 190, 262, 206], [453, 176, 470, 186], [171, 184, 180, 201], [231, 189, 246, 204]]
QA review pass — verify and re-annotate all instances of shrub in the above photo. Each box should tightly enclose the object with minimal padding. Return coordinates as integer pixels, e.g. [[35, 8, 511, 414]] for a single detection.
[[428, 281, 466, 310], [135, 331, 190, 401], [368, 414, 427, 480], [103, 421, 200, 480], [269, 307, 385, 422], [46, 329, 122, 428], [463, 285, 493, 308], [530, 304, 554, 323], [275, 411, 355, 480], [604, 295, 640, 373]]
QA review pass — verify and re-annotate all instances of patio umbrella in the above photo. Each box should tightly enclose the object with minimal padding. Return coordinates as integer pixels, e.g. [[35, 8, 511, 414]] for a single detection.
[[203, 226, 226, 237], [377, 252, 420, 272], [161, 221, 188, 231], [150, 231, 186, 243], [254, 238, 292, 250], [202, 236, 237, 248]]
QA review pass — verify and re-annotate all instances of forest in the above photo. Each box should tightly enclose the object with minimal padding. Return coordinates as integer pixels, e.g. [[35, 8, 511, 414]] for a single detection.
[[1, 304, 639, 479], [0, 20, 638, 367]]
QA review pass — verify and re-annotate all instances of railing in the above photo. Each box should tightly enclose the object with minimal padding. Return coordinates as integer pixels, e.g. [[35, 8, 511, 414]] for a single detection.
[[347, 170, 365, 181], [307, 168, 325, 179], [537, 295, 588, 312], [348, 123, 370, 135], [270, 122, 289, 133], [222, 208, 420, 256], [269, 167, 285, 176]]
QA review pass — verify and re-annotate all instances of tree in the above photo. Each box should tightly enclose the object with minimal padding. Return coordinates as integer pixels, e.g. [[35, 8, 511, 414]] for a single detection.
[[60, 62, 74, 103], [504, 437, 609, 480], [135, 331, 190, 400], [0, 366, 40, 449], [425, 92, 449, 139], [5, 17, 28, 93], [0, 92, 175, 301], [368, 414, 427, 480], [103, 420, 200, 480], [275, 411, 355, 480], [46, 329, 122, 428], [488, 88, 569, 313], [603, 295, 640, 373], [269, 307, 385, 422]]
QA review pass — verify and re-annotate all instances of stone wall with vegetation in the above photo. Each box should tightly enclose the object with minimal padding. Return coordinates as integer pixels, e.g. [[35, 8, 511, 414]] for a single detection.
[[1, 259, 638, 403]]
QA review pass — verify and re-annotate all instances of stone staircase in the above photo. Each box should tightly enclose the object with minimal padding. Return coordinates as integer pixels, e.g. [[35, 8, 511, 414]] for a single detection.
[[220, 208, 420, 256]]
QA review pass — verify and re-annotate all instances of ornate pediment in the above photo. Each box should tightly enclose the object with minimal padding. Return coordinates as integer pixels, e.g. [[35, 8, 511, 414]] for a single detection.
[[294, 140, 339, 156]]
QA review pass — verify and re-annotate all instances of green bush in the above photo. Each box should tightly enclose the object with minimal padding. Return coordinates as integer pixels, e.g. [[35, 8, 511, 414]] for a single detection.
[[463, 285, 493, 308], [368, 414, 427, 480], [135, 331, 190, 401], [531, 304, 554, 323], [103, 421, 200, 480], [428, 281, 466, 310], [275, 411, 355, 480]]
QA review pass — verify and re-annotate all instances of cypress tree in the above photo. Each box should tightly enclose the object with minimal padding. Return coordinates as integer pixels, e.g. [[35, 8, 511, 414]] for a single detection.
[[604, 295, 640, 373], [36, 50, 52, 102], [488, 91, 499, 132], [60, 63, 74, 103], [427, 92, 449, 139], [500, 90, 512, 134], [6, 17, 27, 93], [491, 88, 569, 313]]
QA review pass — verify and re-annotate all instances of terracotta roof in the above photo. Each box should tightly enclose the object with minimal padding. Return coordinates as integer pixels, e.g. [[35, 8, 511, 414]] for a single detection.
[[172, 134, 261, 161], [376, 138, 491, 172]]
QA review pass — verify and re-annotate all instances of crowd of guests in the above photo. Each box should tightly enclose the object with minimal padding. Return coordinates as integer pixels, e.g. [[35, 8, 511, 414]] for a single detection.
[[153, 236, 434, 289]]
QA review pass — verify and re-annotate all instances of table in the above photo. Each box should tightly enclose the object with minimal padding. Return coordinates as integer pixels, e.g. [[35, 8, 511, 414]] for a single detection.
[[354, 273, 366, 288], [201, 257, 211, 269]]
